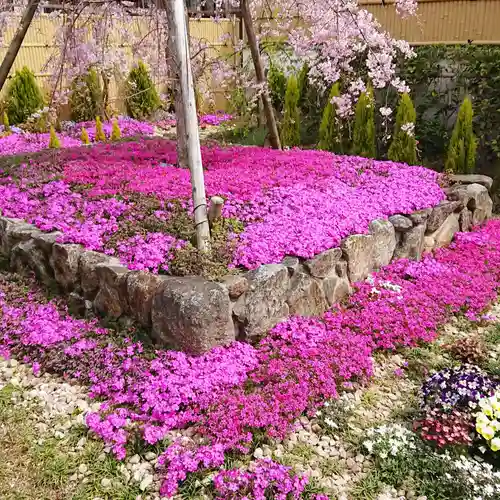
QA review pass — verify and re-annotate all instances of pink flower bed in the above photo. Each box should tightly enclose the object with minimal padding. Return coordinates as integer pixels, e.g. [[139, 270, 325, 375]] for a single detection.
[[0, 118, 155, 157], [1, 220, 500, 497], [0, 139, 444, 271]]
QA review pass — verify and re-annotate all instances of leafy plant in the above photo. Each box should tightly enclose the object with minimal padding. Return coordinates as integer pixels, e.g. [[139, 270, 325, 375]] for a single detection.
[[268, 61, 287, 113], [69, 68, 103, 122], [280, 75, 300, 148], [111, 118, 121, 141], [443, 336, 485, 364], [125, 61, 161, 120], [317, 83, 342, 153], [6, 67, 44, 125], [95, 116, 106, 142], [388, 93, 417, 165], [48, 126, 60, 149], [445, 96, 477, 174], [352, 86, 376, 158]]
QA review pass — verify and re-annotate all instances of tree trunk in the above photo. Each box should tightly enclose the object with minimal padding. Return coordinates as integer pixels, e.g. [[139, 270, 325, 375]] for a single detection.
[[166, 0, 211, 251], [240, 0, 281, 149], [0, 0, 40, 93]]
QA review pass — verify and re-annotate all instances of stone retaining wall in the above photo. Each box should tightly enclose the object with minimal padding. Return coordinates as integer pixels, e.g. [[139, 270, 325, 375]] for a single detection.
[[0, 178, 493, 355]]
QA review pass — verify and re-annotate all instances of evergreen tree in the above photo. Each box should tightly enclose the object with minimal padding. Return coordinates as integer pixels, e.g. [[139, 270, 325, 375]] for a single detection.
[[111, 118, 121, 141], [48, 126, 60, 148], [80, 128, 90, 145], [318, 83, 342, 153], [2, 111, 10, 133], [352, 86, 376, 158], [268, 61, 287, 112], [388, 93, 418, 165], [69, 68, 103, 122], [95, 116, 106, 142], [280, 75, 300, 147], [6, 67, 44, 125], [445, 97, 477, 174], [125, 61, 161, 119], [297, 63, 309, 108]]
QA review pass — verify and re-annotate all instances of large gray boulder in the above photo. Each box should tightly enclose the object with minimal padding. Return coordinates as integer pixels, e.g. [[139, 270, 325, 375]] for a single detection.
[[322, 261, 351, 306], [370, 219, 396, 269], [219, 274, 249, 300], [286, 271, 327, 316], [10, 240, 53, 285], [450, 174, 493, 191], [425, 213, 460, 250], [393, 223, 427, 261], [93, 262, 129, 318], [388, 215, 413, 232], [408, 208, 432, 225], [466, 183, 493, 225], [232, 264, 290, 340], [50, 243, 84, 292], [341, 234, 374, 283], [458, 208, 472, 232], [79, 251, 117, 299], [304, 248, 343, 279], [152, 276, 234, 354], [426, 201, 461, 232], [0, 218, 39, 256], [126, 271, 166, 327]]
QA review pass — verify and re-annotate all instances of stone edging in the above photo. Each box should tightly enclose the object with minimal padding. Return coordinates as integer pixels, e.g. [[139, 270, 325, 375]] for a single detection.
[[0, 178, 493, 355]]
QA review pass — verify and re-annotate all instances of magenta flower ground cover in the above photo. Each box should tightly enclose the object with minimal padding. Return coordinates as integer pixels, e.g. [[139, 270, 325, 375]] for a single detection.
[[0, 138, 444, 271], [1, 220, 500, 498]]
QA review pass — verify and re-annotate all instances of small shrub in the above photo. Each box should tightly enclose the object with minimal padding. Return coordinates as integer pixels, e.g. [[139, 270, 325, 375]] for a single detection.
[[125, 61, 161, 120], [80, 128, 90, 145], [268, 61, 287, 113], [297, 63, 309, 108], [48, 126, 60, 149], [388, 93, 417, 165], [69, 68, 103, 122], [414, 408, 473, 448], [317, 83, 342, 153], [111, 118, 121, 141], [95, 116, 106, 142], [445, 96, 477, 174], [280, 75, 300, 148], [443, 336, 485, 364], [2, 111, 10, 133], [6, 67, 45, 125], [352, 86, 376, 158]]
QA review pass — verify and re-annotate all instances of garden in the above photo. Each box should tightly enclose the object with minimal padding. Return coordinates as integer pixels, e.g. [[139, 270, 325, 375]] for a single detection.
[[1, 1, 500, 499]]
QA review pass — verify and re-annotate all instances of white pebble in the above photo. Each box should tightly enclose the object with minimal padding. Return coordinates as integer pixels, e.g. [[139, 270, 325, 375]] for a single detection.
[[101, 478, 111, 488]]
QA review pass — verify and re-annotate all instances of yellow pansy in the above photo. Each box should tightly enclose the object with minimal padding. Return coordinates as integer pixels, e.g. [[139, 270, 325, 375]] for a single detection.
[[480, 425, 496, 440], [491, 438, 500, 452]]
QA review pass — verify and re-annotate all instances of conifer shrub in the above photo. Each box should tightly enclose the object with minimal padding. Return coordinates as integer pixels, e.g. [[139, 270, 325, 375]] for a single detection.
[[352, 86, 376, 158], [268, 61, 287, 113], [48, 126, 60, 148], [69, 68, 103, 122], [6, 67, 44, 125], [125, 61, 161, 119], [2, 111, 10, 133], [388, 93, 418, 165], [445, 97, 477, 174], [95, 116, 106, 142], [280, 75, 300, 148], [318, 83, 342, 153], [111, 118, 121, 141], [80, 128, 90, 145]]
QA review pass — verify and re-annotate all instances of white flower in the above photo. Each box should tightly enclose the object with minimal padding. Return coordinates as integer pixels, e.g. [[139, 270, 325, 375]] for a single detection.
[[364, 440, 374, 453], [401, 122, 415, 137], [379, 107, 392, 117]]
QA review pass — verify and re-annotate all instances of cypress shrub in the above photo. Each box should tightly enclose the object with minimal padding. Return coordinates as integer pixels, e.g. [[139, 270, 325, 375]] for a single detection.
[[80, 128, 90, 145], [48, 126, 60, 149], [6, 67, 44, 125], [388, 93, 418, 165], [297, 63, 309, 108], [352, 86, 376, 158], [111, 118, 121, 141], [445, 97, 477, 174], [69, 68, 103, 122], [318, 83, 342, 153], [125, 61, 161, 119], [280, 75, 300, 148], [2, 111, 10, 133], [268, 61, 287, 112], [95, 116, 106, 142]]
